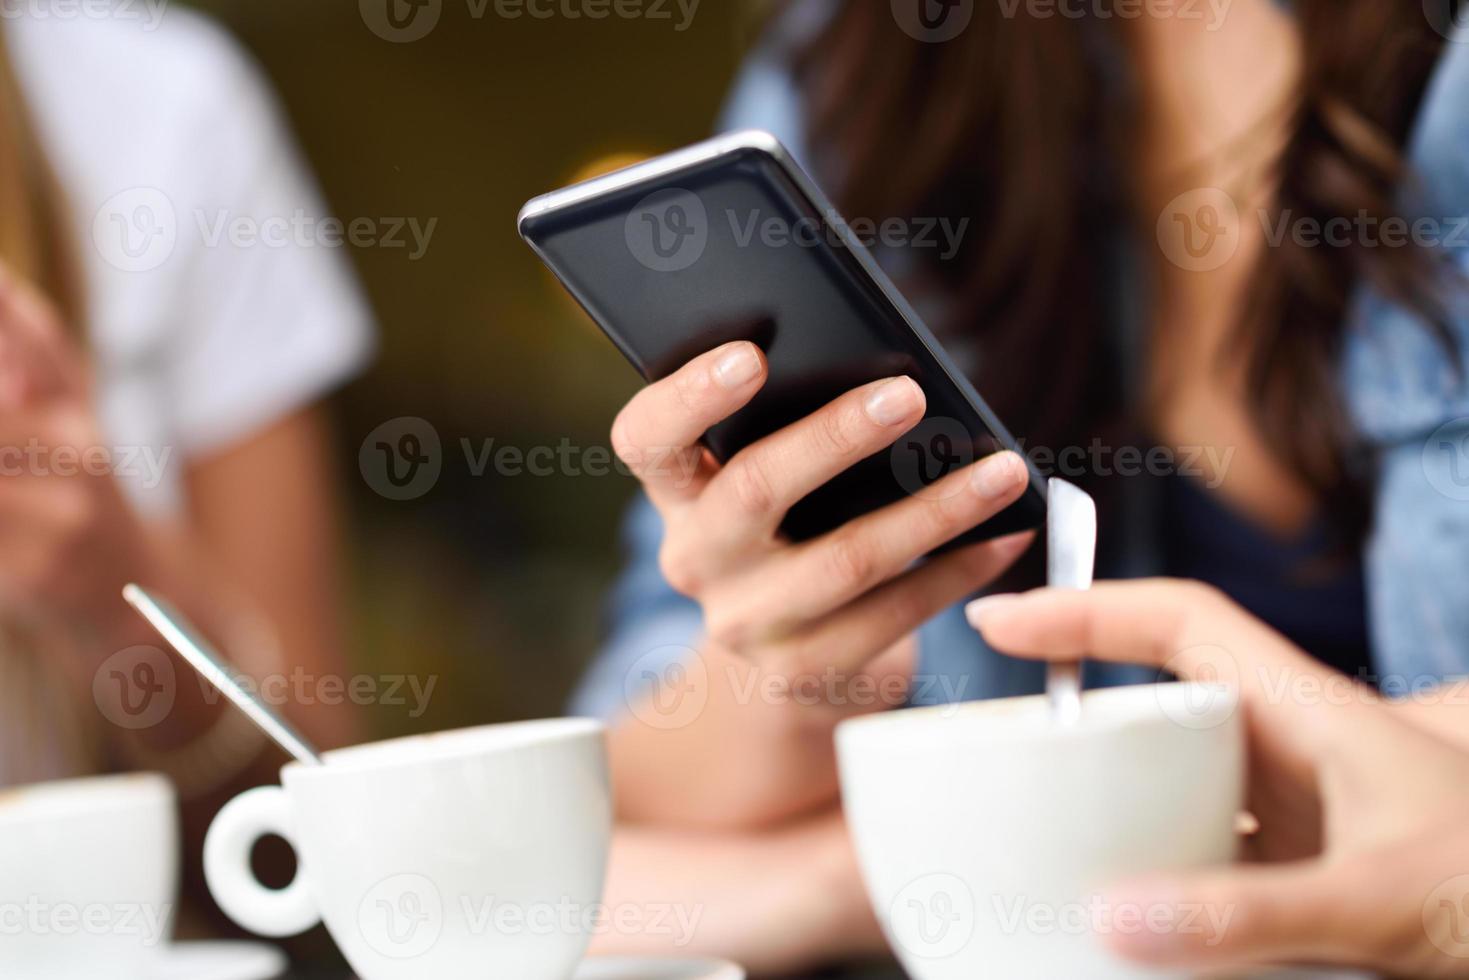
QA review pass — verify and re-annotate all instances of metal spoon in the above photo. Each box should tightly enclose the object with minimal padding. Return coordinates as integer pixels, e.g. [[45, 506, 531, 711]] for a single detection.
[[1045, 478, 1097, 726], [122, 584, 323, 767]]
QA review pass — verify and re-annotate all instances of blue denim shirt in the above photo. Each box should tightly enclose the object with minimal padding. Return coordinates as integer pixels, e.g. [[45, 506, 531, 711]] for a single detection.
[[571, 26, 1469, 718]]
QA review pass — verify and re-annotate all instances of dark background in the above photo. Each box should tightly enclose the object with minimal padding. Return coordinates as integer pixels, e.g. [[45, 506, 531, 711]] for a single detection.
[[185, 0, 759, 739]]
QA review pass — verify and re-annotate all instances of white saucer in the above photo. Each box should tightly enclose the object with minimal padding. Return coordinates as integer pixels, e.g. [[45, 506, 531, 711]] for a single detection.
[[572, 957, 745, 980], [150, 941, 287, 980]]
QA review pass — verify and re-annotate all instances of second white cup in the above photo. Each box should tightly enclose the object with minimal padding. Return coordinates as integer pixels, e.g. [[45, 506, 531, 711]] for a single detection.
[[0, 772, 178, 980], [837, 682, 1244, 980]]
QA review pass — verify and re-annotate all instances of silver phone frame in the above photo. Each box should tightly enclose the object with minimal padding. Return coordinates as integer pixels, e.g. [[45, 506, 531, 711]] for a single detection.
[[518, 129, 1046, 504]]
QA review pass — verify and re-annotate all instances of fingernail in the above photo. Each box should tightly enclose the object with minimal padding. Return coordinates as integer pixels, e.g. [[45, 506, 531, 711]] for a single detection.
[[972, 451, 1024, 498], [713, 343, 761, 389], [864, 377, 922, 426], [965, 593, 1019, 629]]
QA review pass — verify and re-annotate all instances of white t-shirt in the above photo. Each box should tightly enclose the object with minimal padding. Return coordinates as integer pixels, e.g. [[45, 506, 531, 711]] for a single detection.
[[5, 5, 374, 517], [0, 6, 374, 785]]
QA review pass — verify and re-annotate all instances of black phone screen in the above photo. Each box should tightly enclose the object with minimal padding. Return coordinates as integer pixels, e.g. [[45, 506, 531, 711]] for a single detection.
[[520, 139, 1046, 544]]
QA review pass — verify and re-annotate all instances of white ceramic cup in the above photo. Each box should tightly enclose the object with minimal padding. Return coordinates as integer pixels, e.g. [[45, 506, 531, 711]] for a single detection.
[[205, 718, 611, 980], [837, 682, 1244, 980], [0, 772, 179, 980]]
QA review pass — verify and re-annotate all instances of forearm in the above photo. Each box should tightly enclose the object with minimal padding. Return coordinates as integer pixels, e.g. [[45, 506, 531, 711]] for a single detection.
[[608, 640, 914, 830], [591, 809, 888, 976]]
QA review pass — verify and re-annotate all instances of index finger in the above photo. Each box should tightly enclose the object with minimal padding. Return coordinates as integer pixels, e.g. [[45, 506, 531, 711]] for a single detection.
[[610, 341, 767, 506], [965, 579, 1320, 684]]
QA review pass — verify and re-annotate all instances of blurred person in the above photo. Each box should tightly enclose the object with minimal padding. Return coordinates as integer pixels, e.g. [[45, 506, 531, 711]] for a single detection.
[[0, 0, 371, 918], [971, 580, 1469, 978], [570, 0, 1469, 972]]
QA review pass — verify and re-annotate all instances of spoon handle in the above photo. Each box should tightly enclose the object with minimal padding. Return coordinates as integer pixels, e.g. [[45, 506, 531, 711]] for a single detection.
[[123, 584, 324, 767], [1045, 478, 1097, 725]]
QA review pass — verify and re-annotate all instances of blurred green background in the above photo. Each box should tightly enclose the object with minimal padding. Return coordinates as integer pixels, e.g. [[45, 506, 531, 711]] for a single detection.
[[185, 0, 758, 735]]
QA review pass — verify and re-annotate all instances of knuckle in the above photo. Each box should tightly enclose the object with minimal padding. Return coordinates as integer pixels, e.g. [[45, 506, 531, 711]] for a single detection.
[[810, 405, 861, 459], [825, 531, 878, 593], [725, 455, 777, 519], [886, 583, 931, 630], [918, 495, 966, 541], [1182, 579, 1230, 609], [703, 606, 750, 651], [1172, 579, 1231, 632], [657, 540, 701, 596], [609, 413, 645, 471], [670, 368, 709, 416]]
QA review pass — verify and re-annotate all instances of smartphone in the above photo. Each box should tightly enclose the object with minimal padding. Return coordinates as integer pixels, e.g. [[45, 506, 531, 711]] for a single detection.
[[518, 130, 1047, 545]]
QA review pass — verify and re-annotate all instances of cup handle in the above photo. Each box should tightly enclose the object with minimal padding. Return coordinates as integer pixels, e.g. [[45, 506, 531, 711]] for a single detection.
[[204, 786, 322, 938]]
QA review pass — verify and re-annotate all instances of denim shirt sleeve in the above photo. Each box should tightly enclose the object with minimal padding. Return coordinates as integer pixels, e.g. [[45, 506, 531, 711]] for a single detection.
[[568, 494, 704, 720], [1342, 32, 1469, 684], [710, 2, 824, 161]]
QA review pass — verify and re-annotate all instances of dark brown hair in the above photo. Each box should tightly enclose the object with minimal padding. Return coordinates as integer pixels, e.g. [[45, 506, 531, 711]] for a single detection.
[[787, 0, 1458, 542]]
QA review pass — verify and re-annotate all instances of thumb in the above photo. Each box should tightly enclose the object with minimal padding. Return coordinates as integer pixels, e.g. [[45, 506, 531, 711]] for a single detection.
[[1098, 861, 1358, 971]]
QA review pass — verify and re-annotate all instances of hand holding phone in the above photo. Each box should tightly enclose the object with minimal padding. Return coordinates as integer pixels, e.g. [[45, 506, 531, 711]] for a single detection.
[[607, 338, 1035, 679]]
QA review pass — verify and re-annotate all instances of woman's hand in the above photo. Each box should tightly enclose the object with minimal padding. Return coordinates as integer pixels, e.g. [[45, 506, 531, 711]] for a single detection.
[[0, 267, 155, 634], [969, 580, 1469, 977], [607, 341, 1033, 829]]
